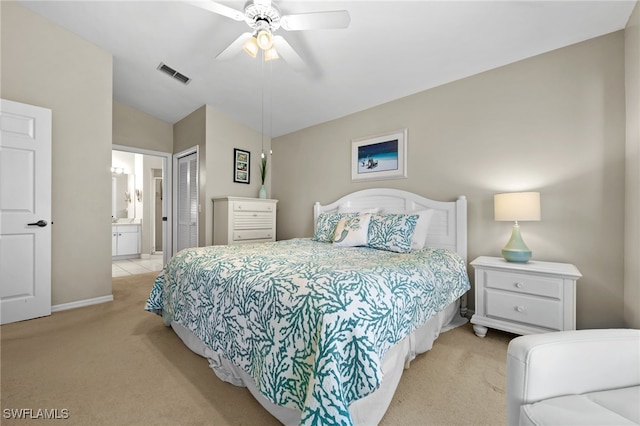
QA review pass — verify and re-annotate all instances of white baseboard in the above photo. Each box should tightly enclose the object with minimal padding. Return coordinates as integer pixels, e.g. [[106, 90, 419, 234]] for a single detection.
[[51, 294, 114, 313]]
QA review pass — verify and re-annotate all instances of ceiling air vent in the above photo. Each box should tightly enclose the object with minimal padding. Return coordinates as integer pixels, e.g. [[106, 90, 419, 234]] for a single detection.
[[157, 62, 191, 85]]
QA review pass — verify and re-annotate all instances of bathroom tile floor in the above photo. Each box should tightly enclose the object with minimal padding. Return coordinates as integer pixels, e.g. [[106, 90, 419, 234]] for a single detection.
[[112, 254, 164, 277]]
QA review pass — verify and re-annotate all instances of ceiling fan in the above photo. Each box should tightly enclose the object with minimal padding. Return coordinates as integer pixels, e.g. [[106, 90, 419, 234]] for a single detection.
[[188, 0, 351, 70]]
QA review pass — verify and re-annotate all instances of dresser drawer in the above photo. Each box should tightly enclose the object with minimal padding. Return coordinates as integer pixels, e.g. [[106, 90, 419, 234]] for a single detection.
[[484, 270, 562, 299], [233, 229, 274, 242], [485, 289, 562, 330], [234, 201, 275, 213], [234, 212, 274, 230]]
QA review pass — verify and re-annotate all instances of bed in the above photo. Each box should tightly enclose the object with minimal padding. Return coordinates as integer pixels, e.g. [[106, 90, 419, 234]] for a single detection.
[[145, 188, 470, 425]]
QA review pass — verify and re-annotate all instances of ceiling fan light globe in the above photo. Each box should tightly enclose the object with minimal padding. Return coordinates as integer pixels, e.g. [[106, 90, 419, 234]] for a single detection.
[[242, 36, 259, 58], [256, 29, 273, 50], [264, 46, 279, 61]]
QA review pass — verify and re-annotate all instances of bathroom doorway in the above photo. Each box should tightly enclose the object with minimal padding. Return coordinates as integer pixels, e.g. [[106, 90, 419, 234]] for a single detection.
[[112, 145, 172, 271]]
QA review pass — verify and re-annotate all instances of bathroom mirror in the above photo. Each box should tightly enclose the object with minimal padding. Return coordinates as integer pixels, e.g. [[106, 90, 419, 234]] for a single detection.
[[112, 173, 135, 220]]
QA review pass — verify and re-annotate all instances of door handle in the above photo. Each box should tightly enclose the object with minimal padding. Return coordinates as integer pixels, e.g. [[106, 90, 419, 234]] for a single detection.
[[27, 220, 48, 227]]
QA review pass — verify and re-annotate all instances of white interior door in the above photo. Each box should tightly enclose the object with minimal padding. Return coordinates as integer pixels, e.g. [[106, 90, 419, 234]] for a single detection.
[[175, 150, 198, 253], [0, 99, 52, 324]]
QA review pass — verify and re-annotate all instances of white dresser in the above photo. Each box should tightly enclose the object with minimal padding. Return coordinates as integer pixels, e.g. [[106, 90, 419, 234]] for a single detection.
[[212, 197, 277, 245], [470, 256, 581, 337]]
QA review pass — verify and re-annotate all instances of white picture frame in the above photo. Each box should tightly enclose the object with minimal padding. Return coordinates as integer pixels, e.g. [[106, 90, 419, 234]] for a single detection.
[[351, 128, 407, 182]]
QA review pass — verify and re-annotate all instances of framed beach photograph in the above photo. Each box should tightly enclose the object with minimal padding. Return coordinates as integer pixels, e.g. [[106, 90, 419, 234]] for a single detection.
[[351, 128, 407, 181], [234, 148, 250, 184]]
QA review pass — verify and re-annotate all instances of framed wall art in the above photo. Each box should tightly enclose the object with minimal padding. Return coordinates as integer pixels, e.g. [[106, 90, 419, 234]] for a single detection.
[[234, 148, 250, 184], [351, 128, 407, 181]]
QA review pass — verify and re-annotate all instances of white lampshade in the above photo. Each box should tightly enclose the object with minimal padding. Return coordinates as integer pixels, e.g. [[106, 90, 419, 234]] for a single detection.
[[264, 46, 279, 61], [242, 36, 259, 58], [494, 192, 541, 222], [256, 29, 273, 50]]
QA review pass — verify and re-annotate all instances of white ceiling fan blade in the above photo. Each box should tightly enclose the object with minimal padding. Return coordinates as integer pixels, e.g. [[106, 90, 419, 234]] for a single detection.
[[216, 32, 252, 60], [185, 1, 245, 21], [280, 10, 351, 31], [272, 36, 306, 71]]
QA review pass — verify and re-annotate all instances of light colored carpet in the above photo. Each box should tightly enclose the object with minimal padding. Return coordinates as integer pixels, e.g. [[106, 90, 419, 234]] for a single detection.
[[1, 272, 513, 425]]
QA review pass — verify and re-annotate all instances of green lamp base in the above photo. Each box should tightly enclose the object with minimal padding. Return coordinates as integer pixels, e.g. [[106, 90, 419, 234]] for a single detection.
[[502, 223, 532, 263]]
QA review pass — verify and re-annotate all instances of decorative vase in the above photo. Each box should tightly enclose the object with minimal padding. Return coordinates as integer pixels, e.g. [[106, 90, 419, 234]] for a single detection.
[[501, 223, 532, 263], [258, 184, 267, 199]]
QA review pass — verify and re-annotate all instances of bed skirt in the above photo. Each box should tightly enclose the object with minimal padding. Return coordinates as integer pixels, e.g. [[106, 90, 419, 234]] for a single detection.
[[170, 299, 466, 425]]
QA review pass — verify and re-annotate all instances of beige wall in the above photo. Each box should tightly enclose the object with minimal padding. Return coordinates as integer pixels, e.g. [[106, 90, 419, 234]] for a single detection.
[[174, 105, 269, 247], [113, 100, 173, 153], [625, 2, 640, 329], [173, 105, 207, 247], [272, 32, 626, 329], [1, 1, 113, 305], [205, 105, 270, 246], [112, 100, 173, 256]]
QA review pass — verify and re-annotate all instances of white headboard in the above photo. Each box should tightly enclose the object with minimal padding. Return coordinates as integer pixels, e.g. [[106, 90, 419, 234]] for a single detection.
[[313, 188, 467, 262]]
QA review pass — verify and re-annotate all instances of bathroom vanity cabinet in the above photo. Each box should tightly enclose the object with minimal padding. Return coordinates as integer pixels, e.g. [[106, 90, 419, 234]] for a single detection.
[[112, 224, 141, 258]]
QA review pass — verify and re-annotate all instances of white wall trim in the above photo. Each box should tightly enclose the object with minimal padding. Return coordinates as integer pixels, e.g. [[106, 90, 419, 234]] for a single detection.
[[51, 294, 114, 312]]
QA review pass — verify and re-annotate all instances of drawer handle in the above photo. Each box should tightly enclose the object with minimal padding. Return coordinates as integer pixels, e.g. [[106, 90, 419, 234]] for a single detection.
[[515, 306, 526, 313], [514, 282, 524, 289], [253, 213, 258, 217]]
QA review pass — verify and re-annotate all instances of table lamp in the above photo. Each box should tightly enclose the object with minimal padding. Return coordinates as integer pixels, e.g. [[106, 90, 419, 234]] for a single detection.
[[494, 192, 541, 263]]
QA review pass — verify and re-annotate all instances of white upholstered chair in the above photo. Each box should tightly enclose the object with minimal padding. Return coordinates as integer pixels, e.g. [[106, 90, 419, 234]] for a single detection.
[[506, 329, 640, 425]]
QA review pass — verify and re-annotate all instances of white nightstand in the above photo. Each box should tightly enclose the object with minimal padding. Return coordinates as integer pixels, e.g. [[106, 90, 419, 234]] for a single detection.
[[470, 256, 581, 337]]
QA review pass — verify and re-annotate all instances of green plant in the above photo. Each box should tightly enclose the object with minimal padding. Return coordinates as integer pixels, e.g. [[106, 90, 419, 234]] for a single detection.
[[259, 155, 267, 185]]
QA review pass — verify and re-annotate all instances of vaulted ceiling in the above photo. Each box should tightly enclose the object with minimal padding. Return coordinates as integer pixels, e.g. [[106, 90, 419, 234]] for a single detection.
[[18, 1, 636, 137]]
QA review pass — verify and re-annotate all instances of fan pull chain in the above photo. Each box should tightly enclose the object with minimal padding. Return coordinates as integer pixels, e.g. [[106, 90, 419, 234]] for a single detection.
[[261, 50, 265, 159]]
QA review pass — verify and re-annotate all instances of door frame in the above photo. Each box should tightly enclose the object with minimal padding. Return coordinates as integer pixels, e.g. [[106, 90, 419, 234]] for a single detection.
[[173, 146, 199, 256], [150, 174, 163, 254], [112, 144, 172, 266]]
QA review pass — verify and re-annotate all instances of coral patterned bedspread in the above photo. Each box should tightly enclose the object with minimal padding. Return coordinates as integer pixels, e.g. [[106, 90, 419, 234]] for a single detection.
[[145, 238, 469, 425]]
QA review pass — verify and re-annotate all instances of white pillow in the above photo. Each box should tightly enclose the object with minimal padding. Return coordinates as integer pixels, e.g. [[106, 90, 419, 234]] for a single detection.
[[333, 214, 372, 247], [410, 209, 435, 249]]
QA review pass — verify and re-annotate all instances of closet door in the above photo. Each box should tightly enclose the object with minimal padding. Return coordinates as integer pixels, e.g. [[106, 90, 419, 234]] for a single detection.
[[176, 151, 198, 253]]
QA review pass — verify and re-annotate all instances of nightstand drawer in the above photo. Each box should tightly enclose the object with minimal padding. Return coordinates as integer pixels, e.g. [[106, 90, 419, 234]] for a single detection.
[[233, 229, 274, 242], [485, 289, 562, 330], [484, 270, 562, 299]]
